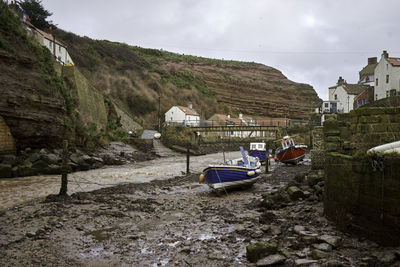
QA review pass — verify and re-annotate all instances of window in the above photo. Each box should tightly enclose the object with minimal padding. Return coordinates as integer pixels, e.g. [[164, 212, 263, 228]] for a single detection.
[[386, 90, 389, 97], [59, 46, 61, 52], [375, 94, 378, 100], [324, 103, 329, 107], [376, 78, 378, 86], [334, 94, 337, 100], [49, 42, 52, 49], [362, 99, 366, 105], [386, 75, 389, 83], [357, 99, 361, 106]]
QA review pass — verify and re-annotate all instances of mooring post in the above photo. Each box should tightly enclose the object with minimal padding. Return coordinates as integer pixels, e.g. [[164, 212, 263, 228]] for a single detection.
[[265, 157, 270, 173], [59, 140, 68, 195], [186, 146, 190, 174]]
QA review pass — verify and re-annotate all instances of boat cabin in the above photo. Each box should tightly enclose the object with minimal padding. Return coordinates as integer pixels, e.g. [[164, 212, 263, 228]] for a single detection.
[[281, 136, 295, 149], [250, 142, 266, 151]]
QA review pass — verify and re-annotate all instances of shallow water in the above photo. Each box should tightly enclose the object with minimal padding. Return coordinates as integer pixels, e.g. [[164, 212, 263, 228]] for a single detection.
[[0, 151, 242, 210]]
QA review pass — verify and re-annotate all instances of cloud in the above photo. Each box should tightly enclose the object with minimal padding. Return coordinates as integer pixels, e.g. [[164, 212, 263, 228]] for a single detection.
[[42, 0, 400, 100]]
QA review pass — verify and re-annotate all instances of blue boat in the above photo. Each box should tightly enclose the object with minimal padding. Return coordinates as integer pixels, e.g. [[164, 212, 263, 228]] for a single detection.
[[248, 142, 267, 162], [200, 147, 262, 191]]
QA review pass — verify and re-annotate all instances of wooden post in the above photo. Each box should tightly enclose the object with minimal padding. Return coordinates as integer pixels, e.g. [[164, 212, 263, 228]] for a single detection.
[[59, 140, 68, 195], [265, 157, 270, 173], [186, 146, 190, 174]]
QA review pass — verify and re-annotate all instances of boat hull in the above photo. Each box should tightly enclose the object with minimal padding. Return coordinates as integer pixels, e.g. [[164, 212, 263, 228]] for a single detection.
[[203, 165, 261, 191], [248, 150, 267, 162], [276, 146, 306, 164]]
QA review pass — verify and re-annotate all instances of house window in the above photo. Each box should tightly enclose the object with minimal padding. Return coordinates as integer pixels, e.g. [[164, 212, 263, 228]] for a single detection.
[[386, 90, 389, 97], [334, 94, 337, 100], [375, 94, 378, 100], [376, 78, 378, 86], [324, 103, 329, 108], [386, 75, 389, 83], [362, 99, 366, 105], [59, 46, 61, 52], [49, 42, 52, 49], [357, 99, 361, 107]]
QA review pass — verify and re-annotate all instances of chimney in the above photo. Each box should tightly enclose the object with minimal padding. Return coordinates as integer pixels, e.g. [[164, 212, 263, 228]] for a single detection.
[[227, 114, 230, 119], [368, 57, 377, 65], [383, 50, 389, 59], [337, 76, 344, 85], [188, 103, 193, 109]]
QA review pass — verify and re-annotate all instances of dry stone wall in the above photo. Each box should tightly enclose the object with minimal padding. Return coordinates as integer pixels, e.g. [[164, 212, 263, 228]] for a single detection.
[[323, 107, 400, 246]]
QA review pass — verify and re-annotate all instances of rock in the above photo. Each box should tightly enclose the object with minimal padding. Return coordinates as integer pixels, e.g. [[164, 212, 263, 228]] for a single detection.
[[306, 173, 323, 187], [17, 160, 35, 176], [0, 154, 16, 165], [295, 259, 318, 266], [322, 260, 346, 267], [269, 225, 282, 236], [311, 249, 329, 260], [259, 211, 277, 224], [26, 231, 36, 238], [0, 163, 12, 178], [312, 243, 332, 252], [41, 153, 61, 165], [180, 246, 191, 253], [287, 186, 304, 200], [256, 254, 286, 266], [294, 225, 306, 234], [32, 159, 49, 172], [246, 241, 278, 263], [251, 229, 264, 238], [318, 235, 341, 248], [376, 251, 397, 265]]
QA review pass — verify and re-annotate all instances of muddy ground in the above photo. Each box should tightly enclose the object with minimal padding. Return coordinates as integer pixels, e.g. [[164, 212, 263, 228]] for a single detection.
[[0, 163, 399, 266]]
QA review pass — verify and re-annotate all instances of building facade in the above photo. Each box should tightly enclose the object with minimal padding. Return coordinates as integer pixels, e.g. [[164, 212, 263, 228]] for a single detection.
[[329, 77, 369, 113], [374, 50, 400, 100], [165, 105, 200, 126]]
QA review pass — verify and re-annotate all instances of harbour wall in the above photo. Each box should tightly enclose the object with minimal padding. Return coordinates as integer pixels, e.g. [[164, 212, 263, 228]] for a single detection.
[[323, 107, 400, 246]]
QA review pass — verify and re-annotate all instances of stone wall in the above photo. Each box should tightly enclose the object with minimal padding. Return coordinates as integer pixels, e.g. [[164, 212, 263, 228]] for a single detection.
[[0, 116, 15, 154], [323, 107, 400, 246]]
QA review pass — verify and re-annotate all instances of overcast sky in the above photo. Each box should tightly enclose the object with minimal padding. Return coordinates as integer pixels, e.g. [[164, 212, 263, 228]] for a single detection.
[[41, 0, 400, 100]]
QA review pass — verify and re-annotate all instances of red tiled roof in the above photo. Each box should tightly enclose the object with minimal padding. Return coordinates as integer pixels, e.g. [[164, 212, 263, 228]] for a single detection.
[[388, 58, 400, 66], [24, 21, 66, 47]]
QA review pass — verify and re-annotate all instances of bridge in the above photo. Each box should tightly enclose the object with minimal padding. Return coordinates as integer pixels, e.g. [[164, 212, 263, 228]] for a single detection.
[[190, 125, 279, 132]]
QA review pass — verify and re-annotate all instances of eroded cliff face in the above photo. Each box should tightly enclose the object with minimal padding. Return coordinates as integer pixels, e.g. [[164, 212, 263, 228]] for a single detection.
[[0, 49, 66, 150], [55, 29, 321, 122]]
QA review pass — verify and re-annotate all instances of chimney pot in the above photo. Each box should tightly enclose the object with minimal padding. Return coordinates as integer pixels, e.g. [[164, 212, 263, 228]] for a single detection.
[[383, 50, 389, 58]]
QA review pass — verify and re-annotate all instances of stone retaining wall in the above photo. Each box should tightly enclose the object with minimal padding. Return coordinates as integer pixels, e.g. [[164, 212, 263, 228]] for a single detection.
[[323, 107, 400, 246]]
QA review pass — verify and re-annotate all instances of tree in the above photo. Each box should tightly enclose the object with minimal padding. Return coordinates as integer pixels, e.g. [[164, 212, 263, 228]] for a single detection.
[[19, 0, 52, 30]]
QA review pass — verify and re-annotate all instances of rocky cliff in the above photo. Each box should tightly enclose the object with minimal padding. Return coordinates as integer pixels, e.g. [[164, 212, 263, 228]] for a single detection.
[[0, 3, 66, 150], [54, 30, 321, 124]]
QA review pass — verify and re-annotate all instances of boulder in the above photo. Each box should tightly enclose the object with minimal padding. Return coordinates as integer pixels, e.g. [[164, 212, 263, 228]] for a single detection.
[[256, 254, 286, 266], [246, 241, 278, 263], [294, 259, 318, 266], [0, 154, 16, 165], [0, 163, 12, 178], [287, 186, 304, 200], [17, 160, 35, 176], [318, 235, 341, 248], [312, 243, 332, 252], [311, 249, 329, 260], [41, 153, 61, 165]]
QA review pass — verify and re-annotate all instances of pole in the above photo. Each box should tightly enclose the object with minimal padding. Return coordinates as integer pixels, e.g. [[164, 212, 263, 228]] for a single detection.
[[59, 140, 68, 195], [186, 146, 190, 174], [158, 95, 161, 132], [265, 157, 270, 173]]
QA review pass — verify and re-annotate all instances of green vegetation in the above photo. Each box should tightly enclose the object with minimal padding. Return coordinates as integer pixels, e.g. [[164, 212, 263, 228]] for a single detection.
[[130, 46, 261, 67], [126, 92, 156, 116]]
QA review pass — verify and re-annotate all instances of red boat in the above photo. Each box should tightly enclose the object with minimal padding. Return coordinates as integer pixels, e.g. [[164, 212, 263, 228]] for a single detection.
[[275, 136, 307, 164]]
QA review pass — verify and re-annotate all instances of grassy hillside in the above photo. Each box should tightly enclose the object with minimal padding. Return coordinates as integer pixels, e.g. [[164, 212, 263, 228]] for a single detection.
[[54, 29, 322, 127]]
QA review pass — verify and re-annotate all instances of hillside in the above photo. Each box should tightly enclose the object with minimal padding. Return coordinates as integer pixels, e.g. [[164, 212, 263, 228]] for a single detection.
[[54, 29, 321, 124], [0, 3, 125, 150]]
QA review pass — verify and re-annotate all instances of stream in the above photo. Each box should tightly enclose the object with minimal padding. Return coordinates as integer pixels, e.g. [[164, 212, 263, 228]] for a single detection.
[[0, 151, 242, 211]]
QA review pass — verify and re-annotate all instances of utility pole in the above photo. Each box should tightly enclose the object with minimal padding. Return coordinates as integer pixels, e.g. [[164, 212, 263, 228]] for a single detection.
[[158, 95, 161, 132]]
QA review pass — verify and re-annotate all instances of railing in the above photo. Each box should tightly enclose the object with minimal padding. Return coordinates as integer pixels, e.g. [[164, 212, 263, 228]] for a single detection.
[[165, 119, 299, 127]]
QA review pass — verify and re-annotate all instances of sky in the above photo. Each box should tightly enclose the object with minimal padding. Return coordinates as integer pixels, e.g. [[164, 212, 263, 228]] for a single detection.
[[41, 0, 400, 100]]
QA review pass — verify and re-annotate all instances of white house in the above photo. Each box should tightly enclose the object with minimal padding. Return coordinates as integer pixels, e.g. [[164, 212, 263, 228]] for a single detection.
[[329, 77, 368, 113], [165, 104, 200, 126], [374, 50, 400, 100], [320, 101, 338, 114], [24, 21, 74, 66]]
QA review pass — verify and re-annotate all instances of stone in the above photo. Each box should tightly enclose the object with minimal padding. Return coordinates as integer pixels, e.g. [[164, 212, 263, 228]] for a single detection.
[[269, 225, 282, 236], [0, 163, 12, 178], [294, 225, 306, 234], [287, 186, 304, 200], [312, 243, 332, 252], [323, 259, 346, 267], [0, 154, 16, 165], [246, 241, 278, 263], [311, 249, 329, 260], [41, 153, 61, 165], [256, 254, 286, 266], [295, 259, 318, 266], [318, 235, 341, 248]]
